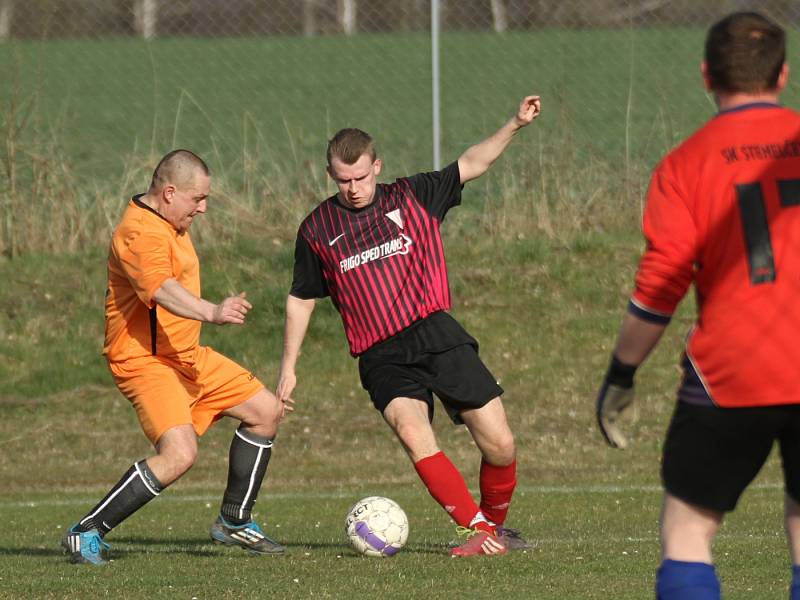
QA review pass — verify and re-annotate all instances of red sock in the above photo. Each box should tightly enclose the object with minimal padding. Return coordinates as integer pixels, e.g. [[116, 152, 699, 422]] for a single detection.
[[414, 451, 481, 528], [479, 458, 517, 526]]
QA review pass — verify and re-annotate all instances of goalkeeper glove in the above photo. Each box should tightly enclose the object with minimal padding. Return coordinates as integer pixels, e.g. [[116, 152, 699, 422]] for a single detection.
[[596, 355, 638, 449]]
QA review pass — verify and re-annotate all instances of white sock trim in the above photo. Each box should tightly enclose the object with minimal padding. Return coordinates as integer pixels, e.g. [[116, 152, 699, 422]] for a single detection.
[[235, 429, 274, 449], [469, 511, 490, 528], [238, 446, 264, 520], [134, 462, 161, 497]]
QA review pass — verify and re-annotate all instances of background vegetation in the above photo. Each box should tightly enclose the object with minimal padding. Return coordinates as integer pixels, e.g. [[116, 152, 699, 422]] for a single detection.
[[1, 21, 797, 600]]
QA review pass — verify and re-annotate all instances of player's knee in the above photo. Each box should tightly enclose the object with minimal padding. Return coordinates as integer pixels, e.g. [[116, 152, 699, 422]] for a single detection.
[[663, 519, 717, 545], [165, 442, 198, 475], [265, 393, 285, 424], [394, 422, 437, 457], [175, 453, 197, 477], [392, 419, 422, 444], [250, 403, 283, 435], [483, 432, 515, 465], [242, 389, 283, 429], [498, 439, 516, 464]]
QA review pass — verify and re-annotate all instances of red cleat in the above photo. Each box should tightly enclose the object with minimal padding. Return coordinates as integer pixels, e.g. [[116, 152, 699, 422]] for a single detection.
[[449, 529, 508, 557]]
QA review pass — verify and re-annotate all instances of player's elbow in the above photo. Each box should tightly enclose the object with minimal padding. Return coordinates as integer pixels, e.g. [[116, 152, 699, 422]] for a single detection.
[[457, 159, 489, 185]]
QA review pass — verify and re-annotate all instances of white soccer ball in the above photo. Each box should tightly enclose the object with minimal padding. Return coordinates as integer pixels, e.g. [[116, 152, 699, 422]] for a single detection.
[[344, 496, 409, 557]]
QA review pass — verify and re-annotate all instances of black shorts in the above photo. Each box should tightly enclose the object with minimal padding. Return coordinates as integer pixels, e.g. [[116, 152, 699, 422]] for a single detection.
[[358, 312, 504, 424], [662, 400, 800, 513]]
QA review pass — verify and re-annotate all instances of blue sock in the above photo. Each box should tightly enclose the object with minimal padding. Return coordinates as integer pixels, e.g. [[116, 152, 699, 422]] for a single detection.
[[791, 564, 800, 600], [656, 559, 720, 600]]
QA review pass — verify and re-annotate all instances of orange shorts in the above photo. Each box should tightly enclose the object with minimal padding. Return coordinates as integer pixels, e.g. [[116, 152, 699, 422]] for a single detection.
[[108, 346, 264, 444]]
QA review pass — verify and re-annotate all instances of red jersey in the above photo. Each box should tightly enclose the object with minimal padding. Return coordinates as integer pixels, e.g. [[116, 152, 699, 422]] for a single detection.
[[632, 103, 800, 407]]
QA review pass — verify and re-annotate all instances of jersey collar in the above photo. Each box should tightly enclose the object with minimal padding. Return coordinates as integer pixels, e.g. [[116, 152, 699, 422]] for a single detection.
[[717, 102, 781, 116], [132, 194, 172, 226]]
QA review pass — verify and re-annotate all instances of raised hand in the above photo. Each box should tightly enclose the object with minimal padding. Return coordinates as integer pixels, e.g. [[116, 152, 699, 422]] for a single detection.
[[515, 95, 541, 128]]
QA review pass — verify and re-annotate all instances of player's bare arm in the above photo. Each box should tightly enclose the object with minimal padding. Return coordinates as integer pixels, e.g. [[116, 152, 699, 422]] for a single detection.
[[276, 294, 316, 403], [457, 95, 541, 184], [153, 278, 252, 325]]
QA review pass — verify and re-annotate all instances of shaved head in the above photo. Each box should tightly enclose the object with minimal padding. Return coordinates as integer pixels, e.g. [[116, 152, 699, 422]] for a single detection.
[[149, 149, 209, 192]]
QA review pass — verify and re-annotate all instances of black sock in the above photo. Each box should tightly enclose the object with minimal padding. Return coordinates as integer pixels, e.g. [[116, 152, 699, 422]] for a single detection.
[[76, 460, 165, 537], [220, 426, 273, 525]]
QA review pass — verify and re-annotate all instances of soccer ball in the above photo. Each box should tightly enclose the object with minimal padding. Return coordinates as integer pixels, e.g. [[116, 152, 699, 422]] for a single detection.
[[344, 496, 409, 557]]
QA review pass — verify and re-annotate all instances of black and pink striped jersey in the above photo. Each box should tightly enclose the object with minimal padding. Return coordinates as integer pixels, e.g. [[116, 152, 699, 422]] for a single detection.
[[291, 162, 463, 355]]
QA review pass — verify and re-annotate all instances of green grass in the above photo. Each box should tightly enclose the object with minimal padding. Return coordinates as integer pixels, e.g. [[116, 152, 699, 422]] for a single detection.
[[1, 231, 647, 402], [7, 27, 798, 178], [0, 396, 790, 599], [0, 232, 793, 598]]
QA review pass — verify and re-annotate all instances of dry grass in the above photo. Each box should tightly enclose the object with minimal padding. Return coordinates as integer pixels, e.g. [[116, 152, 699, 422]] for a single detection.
[[0, 128, 653, 258]]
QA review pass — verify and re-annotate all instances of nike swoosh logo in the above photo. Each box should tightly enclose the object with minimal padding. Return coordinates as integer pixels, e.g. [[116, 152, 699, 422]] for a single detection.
[[328, 233, 346, 246]]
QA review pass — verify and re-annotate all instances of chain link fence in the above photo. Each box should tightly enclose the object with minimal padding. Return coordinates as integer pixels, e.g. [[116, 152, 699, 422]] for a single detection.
[[3, 1, 799, 37], [1, 0, 799, 254]]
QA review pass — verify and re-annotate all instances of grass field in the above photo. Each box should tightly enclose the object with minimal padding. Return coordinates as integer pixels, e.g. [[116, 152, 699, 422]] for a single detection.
[[0, 233, 793, 598], [1, 27, 799, 599]]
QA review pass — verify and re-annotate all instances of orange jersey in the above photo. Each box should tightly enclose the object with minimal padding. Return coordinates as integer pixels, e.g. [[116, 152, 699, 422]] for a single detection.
[[632, 104, 800, 407], [103, 196, 201, 362]]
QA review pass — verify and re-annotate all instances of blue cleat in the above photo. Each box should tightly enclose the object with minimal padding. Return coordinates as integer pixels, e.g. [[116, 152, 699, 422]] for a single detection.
[[210, 515, 284, 554], [61, 525, 110, 565]]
